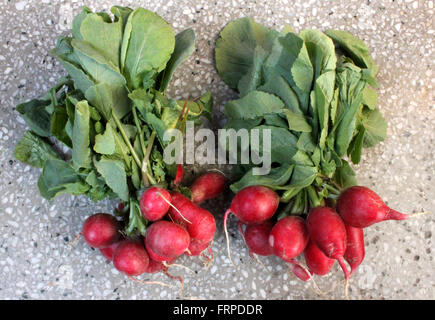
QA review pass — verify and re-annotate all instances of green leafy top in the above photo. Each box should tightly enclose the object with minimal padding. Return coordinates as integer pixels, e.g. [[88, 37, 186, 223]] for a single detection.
[[215, 17, 387, 217]]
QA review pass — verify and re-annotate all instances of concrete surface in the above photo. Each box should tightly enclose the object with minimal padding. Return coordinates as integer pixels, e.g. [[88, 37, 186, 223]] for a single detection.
[[0, 0, 433, 300]]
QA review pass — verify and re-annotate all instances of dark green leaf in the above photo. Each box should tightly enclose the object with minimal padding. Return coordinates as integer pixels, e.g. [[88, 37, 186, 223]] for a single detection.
[[14, 131, 60, 168], [230, 163, 294, 193], [225, 90, 285, 120], [16, 99, 52, 137]]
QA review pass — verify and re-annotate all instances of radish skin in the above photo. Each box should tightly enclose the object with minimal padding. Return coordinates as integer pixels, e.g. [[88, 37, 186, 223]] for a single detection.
[[224, 186, 279, 265], [190, 172, 227, 204], [269, 216, 309, 262], [304, 239, 335, 276], [99, 242, 120, 261], [113, 241, 149, 276], [307, 207, 350, 298], [82, 213, 119, 249], [145, 221, 190, 261], [344, 225, 365, 276], [243, 220, 274, 256], [140, 187, 172, 221], [168, 192, 216, 242], [337, 186, 410, 228]]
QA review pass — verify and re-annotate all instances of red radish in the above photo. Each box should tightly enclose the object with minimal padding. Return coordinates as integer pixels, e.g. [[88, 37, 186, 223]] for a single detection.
[[190, 171, 227, 204], [113, 241, 149, 276], [144, 256, 176, 274], [144, 258, 166, 274], [243, 220, 274, 256], [225, 186, 280, 224], [224, 186, 279, 265], [307, 207, 350, 298], [269, 216, 309, 263], [99, 242, 120, 261], [140, 187, 172, 221], [337, 186, 412, 228], [173, 164, 184, 185], [185, 239, 210, 256], [145, 221, 190, 261], [82, 213, 119, 248], [304, 239, 335, 276], [145, 242, 170, 262], [292, 264, 312, 282], [168, 192, 216, 243], [344, 225, 365, 276]]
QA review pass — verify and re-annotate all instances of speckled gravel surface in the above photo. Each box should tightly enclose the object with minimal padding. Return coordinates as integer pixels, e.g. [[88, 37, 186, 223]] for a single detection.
[[0, 0, 433, 300]]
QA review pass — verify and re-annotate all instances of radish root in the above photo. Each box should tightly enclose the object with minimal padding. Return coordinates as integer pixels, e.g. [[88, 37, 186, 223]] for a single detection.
[[163, 261, 194, 273], [68, 233, 81, 251], [128, 276, 173, 288], [408, 211, 429, 218]]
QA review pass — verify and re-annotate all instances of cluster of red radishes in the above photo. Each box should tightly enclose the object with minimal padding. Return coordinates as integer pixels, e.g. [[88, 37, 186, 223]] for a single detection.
[[79, 171, 227, 284], [226, 185, 418, 298]]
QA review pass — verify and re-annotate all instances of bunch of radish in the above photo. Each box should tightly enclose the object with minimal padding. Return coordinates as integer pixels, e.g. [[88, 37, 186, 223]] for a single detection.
[[227, 184, 424, 299], [78, 171, 227, 294]]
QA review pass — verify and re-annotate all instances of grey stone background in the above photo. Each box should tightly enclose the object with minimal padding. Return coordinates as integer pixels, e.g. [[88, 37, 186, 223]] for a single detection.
[[0, 0, 433, 300]]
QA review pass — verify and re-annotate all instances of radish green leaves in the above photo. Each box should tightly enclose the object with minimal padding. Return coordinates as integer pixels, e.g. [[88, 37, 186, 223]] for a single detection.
[[215, 18, 387, 216]]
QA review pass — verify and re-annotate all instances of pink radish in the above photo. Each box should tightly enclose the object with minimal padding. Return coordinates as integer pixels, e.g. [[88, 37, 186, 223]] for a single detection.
[[292, 264, 312, 282], [190, 171, 227, 204], [224, 186, 279, 264], [185, 239, 210, 256], [225, 186, 279, 224], [168, 192, 216, 243], [113, 240, 149, 276], [99, 241, 120, 261], [140, 187, 172, 221], [82, 213, 119, 248], [144, 220, 190, 262], [243, 220, 274, 256], [269, 216, 309, 263], [307, 207, 350, 298], [337, 186, 420, 228], [304, 239, 335, 276], [173, 164, 184, 185], [344, 225, 365, 276]]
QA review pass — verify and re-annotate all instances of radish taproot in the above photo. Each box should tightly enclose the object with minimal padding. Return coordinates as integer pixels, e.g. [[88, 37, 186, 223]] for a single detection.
[[224, 186, 280, 264], [82, 213, 119, 248], [307, 207, 350, 298], [344, 225, 365, 276], [269, 216, 309, 263], [190, 171, 227, 204], [140, 187, 172, 221], [145, 220, 190, 262], [243, 220, 274, 257], [113, 240, 149, 276], [337, 186, 418, 228]]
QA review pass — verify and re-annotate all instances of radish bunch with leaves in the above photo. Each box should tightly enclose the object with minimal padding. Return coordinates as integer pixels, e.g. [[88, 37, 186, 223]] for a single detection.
[[14, 6, 212, 235], [13, 6, 227, 296], [215, 18, 426, 299], [215, 18, 386, 210]]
